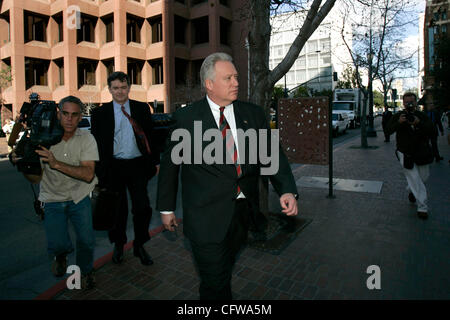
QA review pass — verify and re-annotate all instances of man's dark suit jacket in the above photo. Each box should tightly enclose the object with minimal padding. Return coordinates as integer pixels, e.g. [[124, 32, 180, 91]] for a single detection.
[[156, 98, 297, 245], [90, 100, 160, 186]]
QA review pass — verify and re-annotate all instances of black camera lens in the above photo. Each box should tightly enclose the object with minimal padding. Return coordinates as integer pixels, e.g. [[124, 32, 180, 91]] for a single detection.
[[405, 113, 415, 122]]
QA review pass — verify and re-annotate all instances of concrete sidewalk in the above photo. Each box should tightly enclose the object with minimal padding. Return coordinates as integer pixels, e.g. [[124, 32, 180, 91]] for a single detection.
[[46, 126, 450, 300]]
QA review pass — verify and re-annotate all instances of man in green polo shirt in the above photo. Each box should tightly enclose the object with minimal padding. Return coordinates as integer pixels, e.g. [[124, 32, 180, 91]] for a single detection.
[[18, 96, 99, 289]]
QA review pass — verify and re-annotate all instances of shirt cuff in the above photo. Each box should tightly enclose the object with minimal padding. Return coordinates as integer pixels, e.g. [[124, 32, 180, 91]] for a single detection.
[[160, 211, 174, 215]]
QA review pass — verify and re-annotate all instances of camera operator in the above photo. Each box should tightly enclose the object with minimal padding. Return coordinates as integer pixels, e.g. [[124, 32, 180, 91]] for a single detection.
[[11, 96, 99, 289], [386, 92, 435, 220]]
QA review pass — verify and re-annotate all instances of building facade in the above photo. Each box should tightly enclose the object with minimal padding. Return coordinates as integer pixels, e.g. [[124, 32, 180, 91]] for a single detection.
[[0, 0, 249, 123], [269, 7, 353, 94], [423, 0, 449, 103]]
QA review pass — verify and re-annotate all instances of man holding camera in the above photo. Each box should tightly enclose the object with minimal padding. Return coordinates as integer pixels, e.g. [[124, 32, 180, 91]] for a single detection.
[[12, 96, 98, 288], [387, 92, 435, 220]]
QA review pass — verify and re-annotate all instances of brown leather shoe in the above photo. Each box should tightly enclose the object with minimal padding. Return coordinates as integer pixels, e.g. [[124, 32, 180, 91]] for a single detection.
[[408, 192, 416, 203], [417, 211, 428, 220]]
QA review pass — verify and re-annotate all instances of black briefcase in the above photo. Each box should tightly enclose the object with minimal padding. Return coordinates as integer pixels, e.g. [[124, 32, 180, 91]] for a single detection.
[[91, 185, 120, 231]]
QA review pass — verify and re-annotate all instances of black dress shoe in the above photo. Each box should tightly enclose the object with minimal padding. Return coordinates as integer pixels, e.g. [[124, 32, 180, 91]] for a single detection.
[[112, 244, 124, 264], [133, 246, 153, 266]]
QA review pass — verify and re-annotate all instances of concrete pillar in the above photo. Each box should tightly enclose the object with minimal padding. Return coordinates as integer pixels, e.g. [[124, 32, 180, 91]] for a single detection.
[[162, 0, 172, 112], [9, 6, 25, 117]]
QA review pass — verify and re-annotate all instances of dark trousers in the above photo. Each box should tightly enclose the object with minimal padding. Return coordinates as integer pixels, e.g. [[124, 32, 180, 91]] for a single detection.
[[109, 157, 152, 247], [430, 135, 441, 159], [190, 199, 251, 300], [382, 125, 390, 142]]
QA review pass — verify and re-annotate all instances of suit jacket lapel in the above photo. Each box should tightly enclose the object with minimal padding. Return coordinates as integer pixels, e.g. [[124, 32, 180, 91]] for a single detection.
[[104, 102, 115, 157], [233, 101, 249, 175]]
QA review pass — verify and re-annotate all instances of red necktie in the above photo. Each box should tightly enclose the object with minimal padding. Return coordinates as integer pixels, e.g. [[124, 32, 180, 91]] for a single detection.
[[121, 105, 151, 155], [219, 107, 242, 195]]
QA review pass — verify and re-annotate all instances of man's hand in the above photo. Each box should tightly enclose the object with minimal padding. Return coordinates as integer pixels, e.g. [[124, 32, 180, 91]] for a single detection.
[[35, 146, 59, 169], [280, 193, 298, 216], [161, 212, 178, 231], [399, 114, 407, 123], [155, 164, 160, 176]]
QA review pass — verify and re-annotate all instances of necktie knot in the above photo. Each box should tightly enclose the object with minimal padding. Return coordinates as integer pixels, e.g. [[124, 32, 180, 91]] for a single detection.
[[219, 106, 225, 114]]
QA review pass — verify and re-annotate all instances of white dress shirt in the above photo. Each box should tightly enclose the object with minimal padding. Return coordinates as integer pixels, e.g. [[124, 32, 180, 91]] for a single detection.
[[112, 100, 142, 159]]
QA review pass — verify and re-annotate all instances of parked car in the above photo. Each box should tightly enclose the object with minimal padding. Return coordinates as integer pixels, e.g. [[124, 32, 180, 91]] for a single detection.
[[78, 116, 91, 131], [332, 111, 349, 137]]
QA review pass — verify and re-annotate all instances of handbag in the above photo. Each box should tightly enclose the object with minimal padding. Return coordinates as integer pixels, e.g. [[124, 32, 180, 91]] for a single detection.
[[91, 185, 120, 231]]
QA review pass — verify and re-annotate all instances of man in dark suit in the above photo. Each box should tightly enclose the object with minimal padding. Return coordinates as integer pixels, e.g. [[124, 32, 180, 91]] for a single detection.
[[382, 106, 393, 142], [91, 72, 159, 266], [156, 52, 299, 300]]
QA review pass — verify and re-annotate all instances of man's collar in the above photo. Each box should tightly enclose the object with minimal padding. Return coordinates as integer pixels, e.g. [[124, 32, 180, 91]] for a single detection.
[[206, 95, 232, 110], [113, 100, 130, 108]]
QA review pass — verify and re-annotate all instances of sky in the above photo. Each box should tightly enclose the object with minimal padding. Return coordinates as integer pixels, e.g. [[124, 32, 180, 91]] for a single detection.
[[399, 0, 426, 90]]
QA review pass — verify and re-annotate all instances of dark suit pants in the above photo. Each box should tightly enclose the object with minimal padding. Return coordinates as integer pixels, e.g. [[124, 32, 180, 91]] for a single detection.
[[189, 199, 251, 300], [109, 157, 152, 247]]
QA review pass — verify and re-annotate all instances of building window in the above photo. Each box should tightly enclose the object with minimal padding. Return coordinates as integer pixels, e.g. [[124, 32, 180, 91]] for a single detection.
[[25, 58, 49, 89], [296, 70, 306, 82], [53, 13, 63, 42], [296, 56, 306, 68], [77, 15, 96, 43], [127, 58, 144, 85], [127, 14, 143, 44], [174, 15, 187, 44], [442, 11, 447, 20], [321, 40, 331, 52], [175, 58, 189, 85], [54, 58, 64, 86], [24, 11, 48, 43], [149, 16, 163, 43], [307, 41, 318, 53], [102, 59, 115, 79], [442, 25, 447, 34], [309, 54, 318, 68], [321, 55, 331, 65], [101, 15, 114, 43], [78, 58, 97, 88], [149, 59, 163, 85], [220, 17, 232, 46], [192, 59, 203, 85], [191, 0, 207, 5], [192, 16, 209, 44]]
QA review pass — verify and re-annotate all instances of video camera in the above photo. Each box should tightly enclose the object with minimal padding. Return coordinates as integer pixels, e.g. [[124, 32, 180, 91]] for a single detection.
[[10, 93, 64, 175]]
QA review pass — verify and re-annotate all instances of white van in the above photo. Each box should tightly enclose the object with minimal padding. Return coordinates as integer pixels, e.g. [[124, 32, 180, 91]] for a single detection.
[[332, 111, 349, 137]]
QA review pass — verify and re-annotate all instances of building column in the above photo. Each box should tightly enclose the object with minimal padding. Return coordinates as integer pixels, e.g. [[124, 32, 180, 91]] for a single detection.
[[162, 0, 172, 113], [9, 6, 25, 117]]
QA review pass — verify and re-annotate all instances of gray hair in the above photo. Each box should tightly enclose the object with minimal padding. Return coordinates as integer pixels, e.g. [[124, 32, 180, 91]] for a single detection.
[[58, 95, 85, 114], [200, 52, 234, 90]]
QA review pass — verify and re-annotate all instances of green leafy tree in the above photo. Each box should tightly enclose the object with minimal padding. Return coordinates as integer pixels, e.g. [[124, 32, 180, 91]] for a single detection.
[[336, 65, 359, 89]]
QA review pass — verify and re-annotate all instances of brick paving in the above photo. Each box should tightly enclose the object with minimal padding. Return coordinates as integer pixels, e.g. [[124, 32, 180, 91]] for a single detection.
[[5, 124, 448, 300]]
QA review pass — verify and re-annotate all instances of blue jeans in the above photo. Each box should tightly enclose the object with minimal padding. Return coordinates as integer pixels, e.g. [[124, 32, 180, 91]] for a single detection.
[[43, 196, 95, 275]]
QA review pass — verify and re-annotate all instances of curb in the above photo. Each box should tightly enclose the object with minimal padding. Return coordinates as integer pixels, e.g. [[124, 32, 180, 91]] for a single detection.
[[33, 218, 183, 300]]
